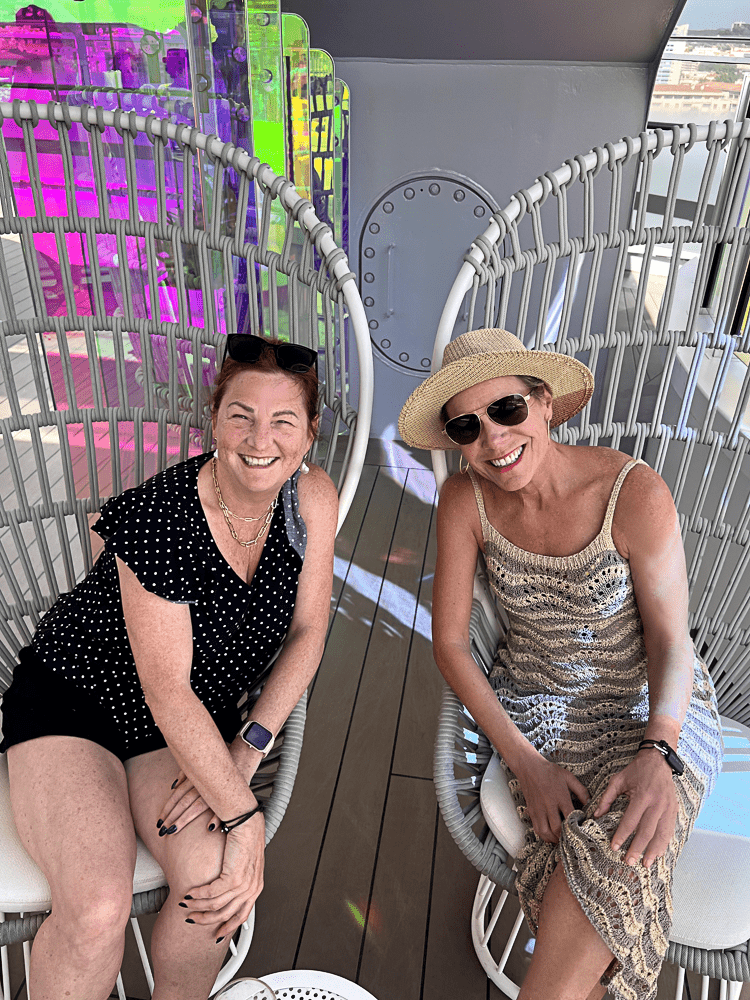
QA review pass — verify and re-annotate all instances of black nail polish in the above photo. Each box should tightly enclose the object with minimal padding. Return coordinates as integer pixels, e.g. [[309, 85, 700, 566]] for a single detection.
[[165, 824, 177, 835], [185, 918, 195, 924], [158, 826, 167, 837], [171, 778, 179, 789], [208, 823, 215, 832], [216, 936, 225, 944], [178, 901, 188, 908], [156, 819, 163, 829], [184, 894, 193, 900]]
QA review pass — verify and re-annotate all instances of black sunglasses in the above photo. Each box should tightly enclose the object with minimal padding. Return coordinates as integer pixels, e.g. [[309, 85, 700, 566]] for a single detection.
[[442, 391, 533, 446], [225, 334, 317, 374]]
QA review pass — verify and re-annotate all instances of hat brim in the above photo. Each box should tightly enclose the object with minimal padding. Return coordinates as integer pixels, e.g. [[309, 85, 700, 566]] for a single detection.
[[398, 350, 594, 450]]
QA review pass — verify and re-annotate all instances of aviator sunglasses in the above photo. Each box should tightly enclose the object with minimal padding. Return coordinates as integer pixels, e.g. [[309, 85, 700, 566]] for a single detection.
[[225, 334, 318, 374], [442, 391, 534, 446]]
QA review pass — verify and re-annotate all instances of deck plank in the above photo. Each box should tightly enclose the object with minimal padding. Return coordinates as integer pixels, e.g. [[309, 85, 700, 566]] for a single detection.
[[392, 506, 438, 781], [357, 775, 436, 1000], [292, 468, 435, 978], [423, 812, 493, 1000]]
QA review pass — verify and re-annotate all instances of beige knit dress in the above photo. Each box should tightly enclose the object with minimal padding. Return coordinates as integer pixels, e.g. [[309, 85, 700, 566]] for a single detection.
[[468, 459, 723, 1000]]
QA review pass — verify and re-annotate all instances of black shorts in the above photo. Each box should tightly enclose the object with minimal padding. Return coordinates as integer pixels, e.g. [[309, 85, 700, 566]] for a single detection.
[[0, 647, 241, 762]]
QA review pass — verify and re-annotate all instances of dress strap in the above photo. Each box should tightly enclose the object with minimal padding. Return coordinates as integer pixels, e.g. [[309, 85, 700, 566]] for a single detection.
[[601, 458, 647, 540], [466, 467, 490, 538]]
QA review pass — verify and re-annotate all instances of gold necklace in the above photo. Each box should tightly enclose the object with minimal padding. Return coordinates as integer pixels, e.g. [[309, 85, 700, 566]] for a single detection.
[[211, 457, 278, 548], [212, 458, 266, 521]]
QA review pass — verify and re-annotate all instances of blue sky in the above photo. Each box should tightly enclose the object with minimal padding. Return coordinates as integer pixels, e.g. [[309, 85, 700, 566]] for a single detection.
[[680, 0, 750, 29]]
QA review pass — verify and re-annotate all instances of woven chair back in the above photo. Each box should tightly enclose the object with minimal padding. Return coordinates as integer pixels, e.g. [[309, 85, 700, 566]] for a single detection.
[[434, 120, 750, 726], [0, 101, 372, 690]]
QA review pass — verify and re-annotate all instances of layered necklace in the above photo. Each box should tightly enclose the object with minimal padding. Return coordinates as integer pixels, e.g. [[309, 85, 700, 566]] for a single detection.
[[211, 457, 278, 548]]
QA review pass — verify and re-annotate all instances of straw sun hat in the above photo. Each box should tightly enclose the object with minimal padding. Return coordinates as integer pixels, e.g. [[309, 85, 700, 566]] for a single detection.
[[398, 328, 594, 451]]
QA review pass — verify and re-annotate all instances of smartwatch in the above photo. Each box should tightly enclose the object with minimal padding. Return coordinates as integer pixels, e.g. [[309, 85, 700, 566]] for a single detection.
[[638, 739, 684, 776], [240, 719, 275, 757]]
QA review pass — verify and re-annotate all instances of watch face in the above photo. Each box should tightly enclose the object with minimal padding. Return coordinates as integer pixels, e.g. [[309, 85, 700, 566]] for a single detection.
[[243, 721, 272, 751]]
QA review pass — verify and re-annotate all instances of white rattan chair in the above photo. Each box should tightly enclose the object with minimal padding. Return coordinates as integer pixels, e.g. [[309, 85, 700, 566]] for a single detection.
[[432, 120, 750, 1000], [0, 100, 372, 998]]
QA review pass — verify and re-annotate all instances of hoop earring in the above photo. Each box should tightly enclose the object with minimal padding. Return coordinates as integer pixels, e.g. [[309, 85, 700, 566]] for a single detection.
[[459, 454, 470, 474], [547, 420, 551, 441]]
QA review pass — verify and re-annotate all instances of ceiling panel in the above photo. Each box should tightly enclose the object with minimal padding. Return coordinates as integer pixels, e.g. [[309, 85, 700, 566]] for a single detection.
[[281, 0, 686, 64]]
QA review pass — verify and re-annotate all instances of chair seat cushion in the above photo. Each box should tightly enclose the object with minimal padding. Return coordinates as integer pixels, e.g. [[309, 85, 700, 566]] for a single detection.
[[0, 751, 166, 912], [480, 754, 527, 860], [480, 716, 750, 952], [670, 716, 750, 950]]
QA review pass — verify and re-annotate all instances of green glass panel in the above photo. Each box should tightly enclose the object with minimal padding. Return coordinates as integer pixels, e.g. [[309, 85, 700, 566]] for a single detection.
[[246, 0, 287, 333], [334, 78, 350, 258], [0, 0, 184, 33], [333, 78, 350, 403], [309, 48, 335, 239], [246, 0, 285, 178], [282, 12, 311, 201]]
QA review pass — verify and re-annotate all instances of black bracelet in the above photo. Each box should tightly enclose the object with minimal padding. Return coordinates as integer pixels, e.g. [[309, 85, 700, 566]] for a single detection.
[[637, 739, 684, 776], [219, 802, 264, 834]]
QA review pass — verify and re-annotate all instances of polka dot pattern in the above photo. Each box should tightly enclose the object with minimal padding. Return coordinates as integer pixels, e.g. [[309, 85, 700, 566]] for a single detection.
[[31, 453, 304, 756]]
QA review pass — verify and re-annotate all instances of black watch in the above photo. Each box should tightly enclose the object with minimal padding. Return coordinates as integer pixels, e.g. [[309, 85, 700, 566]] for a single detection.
[[638, 739, 684, 776], [240, 719, 275, 757]]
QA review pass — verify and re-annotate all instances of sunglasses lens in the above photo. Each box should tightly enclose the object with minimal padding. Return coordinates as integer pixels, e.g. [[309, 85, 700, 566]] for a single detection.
[[488, 395, 529, 426], [226, 334, 263, 363], [276, 344, 317, 373], [444, 414, 481, 445]]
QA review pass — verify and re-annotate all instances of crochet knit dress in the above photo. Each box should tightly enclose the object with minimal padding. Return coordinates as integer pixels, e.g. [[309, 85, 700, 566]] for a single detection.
[[467, 459, 723, 1000]]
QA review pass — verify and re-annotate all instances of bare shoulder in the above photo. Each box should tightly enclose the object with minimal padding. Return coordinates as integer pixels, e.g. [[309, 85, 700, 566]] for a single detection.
[[438, 472, 483, 544], [296, 464, 339, 534], [439, 471, 478, 511], [612, 459, 678, 557], [573, 445, 632, 482]]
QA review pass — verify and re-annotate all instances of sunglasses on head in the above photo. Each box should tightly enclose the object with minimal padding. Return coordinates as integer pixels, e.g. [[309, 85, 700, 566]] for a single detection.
[[442, 391, 534, 446], [225, 334, 318, 374]]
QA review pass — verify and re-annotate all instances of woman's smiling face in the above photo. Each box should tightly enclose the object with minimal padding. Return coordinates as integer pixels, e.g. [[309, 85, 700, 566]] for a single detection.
[[444, 375, 553, 490], [212, 369, 315, 499]]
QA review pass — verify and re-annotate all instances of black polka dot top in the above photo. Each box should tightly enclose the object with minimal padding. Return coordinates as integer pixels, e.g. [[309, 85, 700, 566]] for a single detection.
[[31, 453, 305, 756]]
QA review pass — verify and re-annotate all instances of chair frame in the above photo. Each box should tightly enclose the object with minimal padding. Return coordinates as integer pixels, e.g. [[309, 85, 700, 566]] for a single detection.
[[431, 119, 750, 998], [0, 100, 372, 997]]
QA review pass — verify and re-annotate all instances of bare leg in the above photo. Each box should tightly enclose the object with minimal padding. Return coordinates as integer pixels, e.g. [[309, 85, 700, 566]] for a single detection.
[[518, 866, 614, 1000], [126, 748, 231, 1000], [7, 737, 137, 1000]]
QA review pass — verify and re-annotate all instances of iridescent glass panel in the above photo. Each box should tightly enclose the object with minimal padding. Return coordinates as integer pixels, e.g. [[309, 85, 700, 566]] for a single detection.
[[282, 12, 311, 200]]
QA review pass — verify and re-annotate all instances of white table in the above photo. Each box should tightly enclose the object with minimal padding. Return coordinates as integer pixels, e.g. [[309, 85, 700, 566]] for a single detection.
[[215, 970, 379, 1000]]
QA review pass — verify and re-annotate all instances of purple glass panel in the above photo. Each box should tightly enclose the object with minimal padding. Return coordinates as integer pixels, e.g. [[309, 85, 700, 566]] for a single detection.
[[1, 3, 262, 434]]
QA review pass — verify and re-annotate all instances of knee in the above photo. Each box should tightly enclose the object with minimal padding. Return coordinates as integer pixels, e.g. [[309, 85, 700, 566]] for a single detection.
[[54, 883, 132, 955], [170, 838, 224, 897]]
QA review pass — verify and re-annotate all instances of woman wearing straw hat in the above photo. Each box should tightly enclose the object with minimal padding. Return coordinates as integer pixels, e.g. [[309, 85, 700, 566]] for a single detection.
[[399, 328, 722, 1000]]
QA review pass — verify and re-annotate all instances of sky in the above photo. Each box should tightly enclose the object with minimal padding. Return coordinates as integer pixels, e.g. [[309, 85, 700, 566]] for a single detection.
[[680, 0, 750, 29]]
